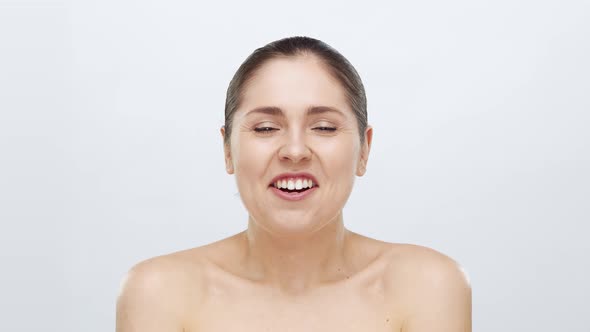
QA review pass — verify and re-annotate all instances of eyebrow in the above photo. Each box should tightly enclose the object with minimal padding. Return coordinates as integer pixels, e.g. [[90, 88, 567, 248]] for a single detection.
[[245, 106, 345, 118]]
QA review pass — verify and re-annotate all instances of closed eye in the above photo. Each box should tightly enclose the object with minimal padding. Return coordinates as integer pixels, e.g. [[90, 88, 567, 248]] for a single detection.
[[313, 126, 337, 132], [254, 127, 279, 133]]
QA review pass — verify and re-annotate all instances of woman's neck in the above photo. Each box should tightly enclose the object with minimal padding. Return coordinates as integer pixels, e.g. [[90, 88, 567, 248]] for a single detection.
[[241, 212, 353, 295]]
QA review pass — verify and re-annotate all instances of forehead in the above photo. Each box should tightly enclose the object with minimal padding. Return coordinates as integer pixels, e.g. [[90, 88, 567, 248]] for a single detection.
[[237, 55, 352, 117]]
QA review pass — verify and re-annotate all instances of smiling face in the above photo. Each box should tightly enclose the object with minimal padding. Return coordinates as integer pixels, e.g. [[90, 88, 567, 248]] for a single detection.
[[222, 54, 372, 236]]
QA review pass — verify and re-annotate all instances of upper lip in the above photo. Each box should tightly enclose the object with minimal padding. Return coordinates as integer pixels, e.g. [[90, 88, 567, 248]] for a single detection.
[[269, 172, 319, 187]]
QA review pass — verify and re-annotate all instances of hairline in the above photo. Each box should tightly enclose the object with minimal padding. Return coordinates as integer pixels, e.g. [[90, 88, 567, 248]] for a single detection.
[[233, 52, 360, 126]]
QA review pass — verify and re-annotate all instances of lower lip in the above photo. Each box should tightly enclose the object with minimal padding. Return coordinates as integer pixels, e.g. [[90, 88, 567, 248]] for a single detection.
[[270, 186, 318, 201]]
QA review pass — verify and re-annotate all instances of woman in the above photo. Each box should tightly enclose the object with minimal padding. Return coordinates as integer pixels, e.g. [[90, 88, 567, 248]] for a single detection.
[[116, 36, 471, 331]]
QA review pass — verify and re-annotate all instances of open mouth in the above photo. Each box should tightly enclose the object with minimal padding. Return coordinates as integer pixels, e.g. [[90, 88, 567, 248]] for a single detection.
[[270, 178, 317, 194]]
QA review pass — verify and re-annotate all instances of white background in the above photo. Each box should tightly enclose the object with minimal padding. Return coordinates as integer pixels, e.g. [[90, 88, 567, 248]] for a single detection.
[[1, 0, 589, 331]]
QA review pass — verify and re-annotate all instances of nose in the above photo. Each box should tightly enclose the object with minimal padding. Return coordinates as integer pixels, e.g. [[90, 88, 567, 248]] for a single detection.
[[278, 130, 312, 164]]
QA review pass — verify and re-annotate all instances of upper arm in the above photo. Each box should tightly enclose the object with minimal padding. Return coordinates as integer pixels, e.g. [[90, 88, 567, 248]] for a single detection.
[[400, 248, 472, 332], [116, 260, 186, 332]]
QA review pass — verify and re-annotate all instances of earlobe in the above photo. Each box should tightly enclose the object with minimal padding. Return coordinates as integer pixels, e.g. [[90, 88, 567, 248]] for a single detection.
[[223, 145, 234, 174], [356, 161, 366, 176], [225, 160, 234, 174]]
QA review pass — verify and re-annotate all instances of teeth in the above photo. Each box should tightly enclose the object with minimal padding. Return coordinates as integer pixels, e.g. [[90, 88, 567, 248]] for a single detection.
[[295, 179, 303, 190], [274, 177, 316, 190]]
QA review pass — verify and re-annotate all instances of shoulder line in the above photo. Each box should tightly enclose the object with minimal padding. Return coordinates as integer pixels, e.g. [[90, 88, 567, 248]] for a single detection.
[[382, 243, 472, 326], [117, 250, 210, 317]]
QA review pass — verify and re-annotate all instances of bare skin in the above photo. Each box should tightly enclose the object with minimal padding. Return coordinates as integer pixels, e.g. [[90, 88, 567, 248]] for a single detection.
[[116, 53, 471, 331], [116, 228, 471, 332]]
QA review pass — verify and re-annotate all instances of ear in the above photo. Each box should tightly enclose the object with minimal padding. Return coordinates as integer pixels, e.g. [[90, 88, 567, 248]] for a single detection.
[[356, 125, 373, 176], [220, 126, 234, 174]]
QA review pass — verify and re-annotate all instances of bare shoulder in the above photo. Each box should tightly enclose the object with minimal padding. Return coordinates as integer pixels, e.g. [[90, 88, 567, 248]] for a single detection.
[[383, 243, 470, 286], [382, 243, 472, 332], [116, 248, 209, 332]]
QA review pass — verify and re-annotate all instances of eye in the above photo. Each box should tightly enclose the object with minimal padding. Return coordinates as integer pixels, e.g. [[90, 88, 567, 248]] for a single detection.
[[254, 126, 279, 134], [313, 126, 337, 132]]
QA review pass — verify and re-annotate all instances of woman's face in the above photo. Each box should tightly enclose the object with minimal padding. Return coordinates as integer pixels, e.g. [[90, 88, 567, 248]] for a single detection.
[[223, 55, 372, 236]]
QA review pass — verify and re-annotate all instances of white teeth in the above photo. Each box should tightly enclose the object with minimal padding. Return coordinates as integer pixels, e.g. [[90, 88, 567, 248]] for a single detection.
[[295, 179, 302, 190], [274, 178, 316, 190]]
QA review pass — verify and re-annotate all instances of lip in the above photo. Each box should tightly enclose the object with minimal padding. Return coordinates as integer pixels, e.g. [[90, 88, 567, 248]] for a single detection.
[[270, 185, 318, 201], [268, 172, 319, 202]]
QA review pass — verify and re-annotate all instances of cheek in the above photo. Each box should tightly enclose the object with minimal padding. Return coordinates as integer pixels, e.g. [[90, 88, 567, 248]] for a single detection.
[[232, 136, 274, 181], [315, 137, 360, 175]]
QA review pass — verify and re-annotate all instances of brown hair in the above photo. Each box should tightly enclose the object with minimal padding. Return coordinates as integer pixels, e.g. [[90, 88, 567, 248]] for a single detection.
[[223, 36, 367, 144]]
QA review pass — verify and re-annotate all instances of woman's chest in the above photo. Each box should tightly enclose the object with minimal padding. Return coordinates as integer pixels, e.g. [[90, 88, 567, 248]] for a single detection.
[[183, 286, 403, 332]]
